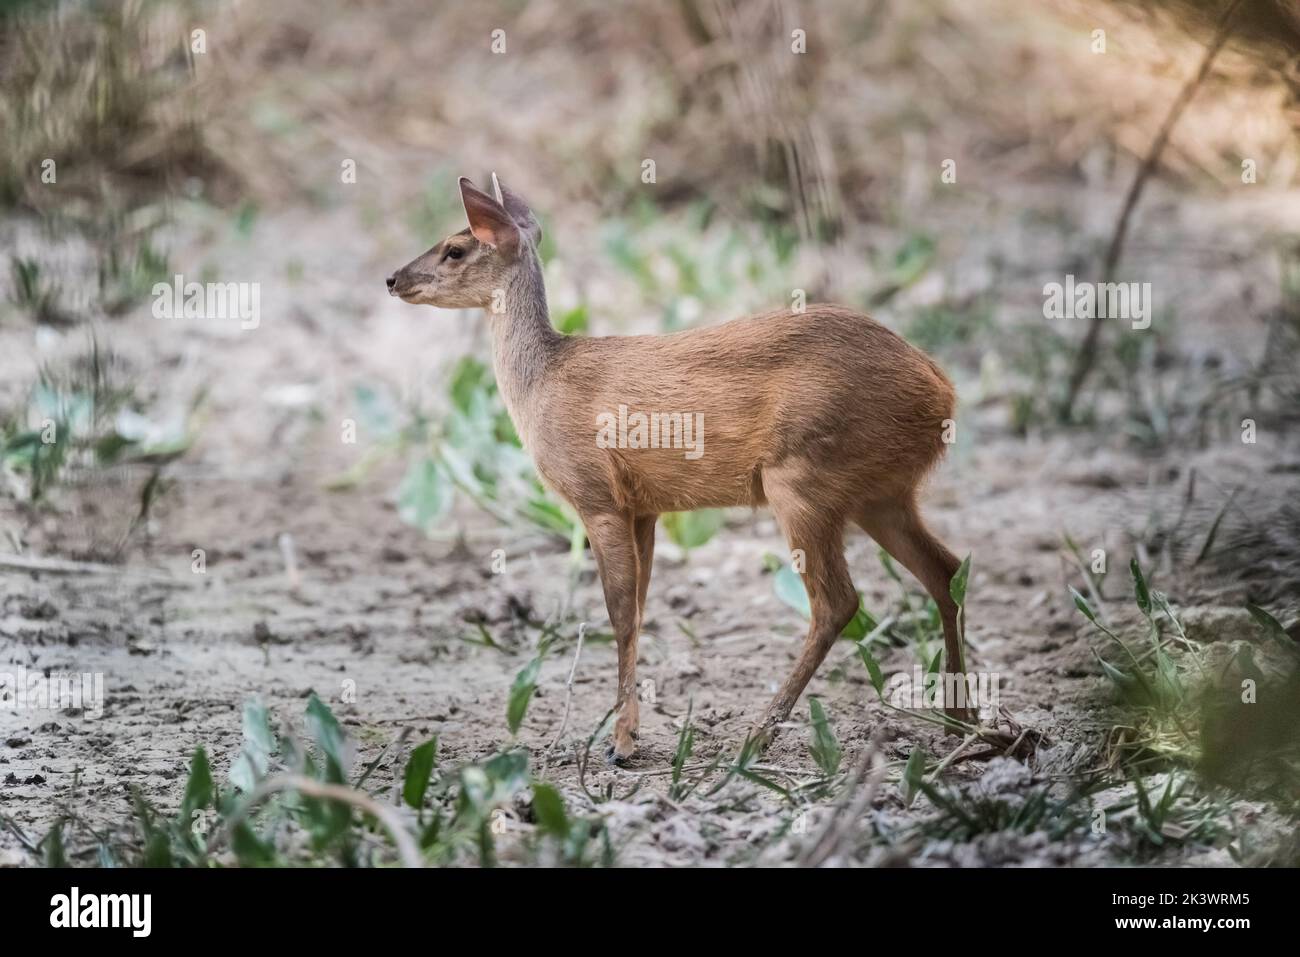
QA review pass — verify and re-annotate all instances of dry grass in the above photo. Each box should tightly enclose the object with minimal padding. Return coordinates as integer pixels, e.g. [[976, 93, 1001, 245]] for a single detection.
[[5, 0, 1297, 225], [0, 0, 226, 211]]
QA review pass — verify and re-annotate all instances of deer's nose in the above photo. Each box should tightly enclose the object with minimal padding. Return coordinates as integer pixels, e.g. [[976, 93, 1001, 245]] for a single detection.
[[386, 274, 397, 291]]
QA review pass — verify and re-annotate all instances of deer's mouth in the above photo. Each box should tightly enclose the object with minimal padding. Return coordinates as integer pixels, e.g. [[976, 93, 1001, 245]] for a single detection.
[[388, 280, 424, 302], [387, 270, 436, 303]]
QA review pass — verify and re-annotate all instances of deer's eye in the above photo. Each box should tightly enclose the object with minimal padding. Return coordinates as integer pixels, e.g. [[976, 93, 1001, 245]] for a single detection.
[[444, 246, 464, 261]]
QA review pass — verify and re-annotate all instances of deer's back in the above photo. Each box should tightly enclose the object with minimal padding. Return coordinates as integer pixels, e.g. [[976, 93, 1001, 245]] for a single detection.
[[530, 305, 955, 513]]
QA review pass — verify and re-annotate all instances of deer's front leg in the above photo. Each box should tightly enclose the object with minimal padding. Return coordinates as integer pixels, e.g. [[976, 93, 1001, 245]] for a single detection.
[[584, 511, 641, 764]]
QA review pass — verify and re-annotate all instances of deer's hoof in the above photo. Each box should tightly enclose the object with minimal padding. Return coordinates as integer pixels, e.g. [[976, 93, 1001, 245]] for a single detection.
[[605, 738, 636, 766]]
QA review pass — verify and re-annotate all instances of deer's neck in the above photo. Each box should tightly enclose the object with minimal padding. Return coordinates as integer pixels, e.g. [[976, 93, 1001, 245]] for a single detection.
[[487, 255, 559, 440]]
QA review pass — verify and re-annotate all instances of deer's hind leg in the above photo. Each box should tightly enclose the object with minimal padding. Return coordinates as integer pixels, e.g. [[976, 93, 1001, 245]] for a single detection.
[[856, 496, 973, 724], [752, 473, 860, 748]]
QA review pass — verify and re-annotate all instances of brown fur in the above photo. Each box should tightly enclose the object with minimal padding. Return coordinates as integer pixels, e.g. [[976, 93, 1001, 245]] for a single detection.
[[388, 176, 969, 762]]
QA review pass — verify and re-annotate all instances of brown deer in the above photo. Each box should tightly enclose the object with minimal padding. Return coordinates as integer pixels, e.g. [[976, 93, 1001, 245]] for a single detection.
[[387, 175, 968, 763]]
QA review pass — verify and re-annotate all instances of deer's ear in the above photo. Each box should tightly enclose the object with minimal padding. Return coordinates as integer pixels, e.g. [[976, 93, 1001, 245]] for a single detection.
[[494, 175, 542, 246], [459, 177, 519, 252]]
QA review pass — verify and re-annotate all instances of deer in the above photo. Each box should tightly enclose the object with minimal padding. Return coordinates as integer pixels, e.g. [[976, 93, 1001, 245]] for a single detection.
[[387, 174, 969, 764]]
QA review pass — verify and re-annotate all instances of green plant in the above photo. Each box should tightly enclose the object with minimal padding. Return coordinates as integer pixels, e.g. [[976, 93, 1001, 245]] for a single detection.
[[1070, 559, 1201, 767], [1072, 558, 1300, 801], [867, 233, 935, 308], [600, 205, 800, 331], [668, 700, 699, 801], [0, 337, 197, 503], [662, 508, 726, 551], [97, 234, 171, 315], [329, 357, 581, 543], [807, 698, 841, 777], [8, 255, 66, 324], [905, 297, 992, 354], [40, 695, 614, 868], [507, 654, 544, 735], [912, 779, 1091, 844]]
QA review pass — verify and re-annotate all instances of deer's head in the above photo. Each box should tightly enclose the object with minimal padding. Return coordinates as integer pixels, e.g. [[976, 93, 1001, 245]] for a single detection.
[[386, 174, 541, 309]]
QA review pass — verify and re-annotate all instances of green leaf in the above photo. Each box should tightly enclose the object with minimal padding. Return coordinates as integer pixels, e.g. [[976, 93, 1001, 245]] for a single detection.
[[1194, 488, 1239, 565], [42, 820, 67, 868], [230, 821, 277, 866], [229, 699, 275, 793], [460, 749, 532, 825], [890, 233, 936, 285], [352, 384, 398, 438], [662, 509, 726, 551], [523, 495, 577, 537], [1246, 603, 1298, 653], [1093, 650, 1136, 693], [397, 455, 449, 534], [1069, 586, 1098, 624], [484, 749, 531, 794], [1156, 774, 1178, 821], [301, 792, 352, 852], [901, 747, 926, 808], [305, 693, 349, 783], [841, 600, 880, 640], [808, 698, 841, 776], [858, 642, 885, 696], [878, 547, 904, 584], [1130, 557, 1152, 617], [507, 657, 543, 735], [418, 812, 444, 851], [773, 562, 812, 619], [1153, 648, 1184, 706], [179, 747, 214, 822], [448, 356, 493, 415], [531, 783, 569, 838], [402, 738, 438, 810], [670, 700, 696, 796], [132, 788, 173, 868], [556, 304, 590, 335], [949, 555, 971, 607]]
